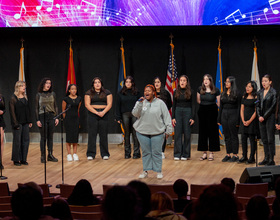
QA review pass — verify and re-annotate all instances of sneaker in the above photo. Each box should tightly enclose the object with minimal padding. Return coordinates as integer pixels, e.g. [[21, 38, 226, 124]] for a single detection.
[[174, 157, 180, 161], [229, 156, 239, 162], [139, 171, 148, 179], [157, 172, 163, 179], [87, 156, 94, 161], [162, 152, 165, 159], [103, 156, 109, 160], [73, 154, 79, 161], [181, 157, 187, 161], [67, 154, 73, 161], [222, 155, 231, 162]]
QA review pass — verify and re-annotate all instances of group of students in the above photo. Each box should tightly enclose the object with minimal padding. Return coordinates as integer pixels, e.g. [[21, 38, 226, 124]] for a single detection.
[[0, 74, 279, 177]]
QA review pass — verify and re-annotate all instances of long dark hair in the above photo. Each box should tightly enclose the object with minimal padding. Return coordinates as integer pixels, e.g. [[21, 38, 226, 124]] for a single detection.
[[221, 76, 238, 101], [153, 76, 168, 101], [66, 84, 79, 96], [200, 74, 216, 95], [262, 74, 273, 88], [38, 77, 52, 93], [120, 76, 138, 95], [175, 75, 191, 100], [89, 77, 106, 99], [243, 81, 257, 99]]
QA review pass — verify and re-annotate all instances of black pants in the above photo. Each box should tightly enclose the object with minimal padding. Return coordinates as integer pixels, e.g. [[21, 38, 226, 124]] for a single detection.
[[241, 133, 256, 158], [259, 114, 275, 159], [12, 123, 30, 162], [122, 112, 140, 157], [174, 107, 191, 158], [38, 113, 55, 154], [221, 108, 239, 154], [197, 104, 220, 152], [87, 111, 110, 158]]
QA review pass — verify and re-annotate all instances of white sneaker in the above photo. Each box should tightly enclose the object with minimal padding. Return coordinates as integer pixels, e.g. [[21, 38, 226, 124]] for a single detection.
[[67, 154, 73, 162], [181, 157, 187, 161], [103, 156, 109, 160], [157, 172, 163, 179], [174, 157, 180, 161], [73, 154, 79, 161], [138, 171, 148, 179], [87, 156, 94, 160], [162, 152, 165, 159]]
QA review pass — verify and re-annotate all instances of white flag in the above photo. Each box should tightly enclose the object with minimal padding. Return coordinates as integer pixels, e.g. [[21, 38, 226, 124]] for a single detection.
[[251, 46, 260, 90], [19, 47, 25, 81]]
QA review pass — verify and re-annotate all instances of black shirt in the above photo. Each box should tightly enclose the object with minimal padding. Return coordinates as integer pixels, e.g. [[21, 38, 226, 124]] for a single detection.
[[85, 89, 111, 105], [115, 89, 141, 121], [156, 89, 172, 110], [197, 86, 220, 105], [172, 89, 196, 119]]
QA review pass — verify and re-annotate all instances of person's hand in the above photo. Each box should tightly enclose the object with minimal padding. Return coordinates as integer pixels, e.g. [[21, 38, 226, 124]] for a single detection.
[[276, 124, 280, 130], [55, 119, 59, 126], [138, 97, 145, 102], [189, 119, 194, 126], [29, 123, 32, 128], [217, 123, 221, 126], [117, 120, 121, 124], [259, 117, 264, 122], [37, 121, 42, 127], [98, 111, 105, 117], [172, 119, 176, 127], [0, 110, 3, 115]]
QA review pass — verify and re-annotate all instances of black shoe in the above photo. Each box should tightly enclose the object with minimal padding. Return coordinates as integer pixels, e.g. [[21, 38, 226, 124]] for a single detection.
[[258, 159, 268, 165], [266, 160, 275, 166], [47, 154, 58, 162], [14, 162, 21, 166], [246, 158, 255, 164], [41, 156, 46, 163], [0, 164, 4, 169], [21, 161, 28, 165], [238, 157, 248, 163], [125, 155, 131, 159], [222, 155, 231, 162], [229, 156, 239, 162], [133, 155, 141, 159]]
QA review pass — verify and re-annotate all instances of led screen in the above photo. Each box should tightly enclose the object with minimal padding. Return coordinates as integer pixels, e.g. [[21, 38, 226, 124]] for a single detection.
[[0, 0, 279, 27]]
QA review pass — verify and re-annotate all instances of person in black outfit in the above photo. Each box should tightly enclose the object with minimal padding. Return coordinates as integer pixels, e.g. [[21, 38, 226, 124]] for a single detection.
[[0, 92, 5, 169], [62, 84, 82, 162], [239, 81, 258, 164], [9, 81, 32, 166], [172, 75, 195, 161], [218, 76, 241, 162], [197, 74, 221, 161], [85, 77, 112, 160], [35, 77, 59, 163], [257, 74, 277, 166], [67, 179, 100, 206], [154, 76, 172, 159], [116, 76, 141, 159]]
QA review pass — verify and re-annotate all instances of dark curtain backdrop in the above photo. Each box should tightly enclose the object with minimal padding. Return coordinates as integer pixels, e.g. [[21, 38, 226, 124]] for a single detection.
[[0, 25, 280, 133]]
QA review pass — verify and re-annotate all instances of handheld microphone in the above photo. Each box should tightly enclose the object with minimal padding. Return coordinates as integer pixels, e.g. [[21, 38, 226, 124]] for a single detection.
[[66, 104, 71, 109], [254, 100, 260, 104], [138, 97, 145, 102]]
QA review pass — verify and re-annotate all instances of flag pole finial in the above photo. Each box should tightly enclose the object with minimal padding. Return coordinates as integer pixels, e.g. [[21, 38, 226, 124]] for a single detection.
[[20, 38, 24, 48], [169, 33, 174, 44], [218, 36, 222, 48], [253, 36, 257, 48], [120, 36, 124, 48], [69, 36, 73, 48]]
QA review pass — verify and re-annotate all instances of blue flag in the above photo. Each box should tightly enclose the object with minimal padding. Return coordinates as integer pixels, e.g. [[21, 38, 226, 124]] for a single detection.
[[215, 47, 224, 141], [118, 47, 126, 91]]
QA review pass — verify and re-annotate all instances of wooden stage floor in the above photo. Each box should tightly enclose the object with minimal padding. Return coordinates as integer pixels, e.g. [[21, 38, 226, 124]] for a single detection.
[[0, 142, 277, 195]]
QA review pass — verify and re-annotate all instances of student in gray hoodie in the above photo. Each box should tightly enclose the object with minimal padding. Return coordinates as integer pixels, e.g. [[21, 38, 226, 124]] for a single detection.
[[132, 84, 173, 179]]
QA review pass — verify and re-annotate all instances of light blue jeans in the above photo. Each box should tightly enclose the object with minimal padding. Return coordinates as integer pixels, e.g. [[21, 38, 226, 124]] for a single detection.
[[136, 132, 165, 173]]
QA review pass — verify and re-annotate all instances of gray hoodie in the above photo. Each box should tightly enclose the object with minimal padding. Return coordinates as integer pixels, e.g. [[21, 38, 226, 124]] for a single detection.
[[132, 98, 173, 135]]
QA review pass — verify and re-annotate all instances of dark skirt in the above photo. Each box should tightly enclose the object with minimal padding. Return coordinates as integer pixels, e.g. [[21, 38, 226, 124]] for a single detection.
[[65, 115, 79, 143], [197, 104, 220, 152]]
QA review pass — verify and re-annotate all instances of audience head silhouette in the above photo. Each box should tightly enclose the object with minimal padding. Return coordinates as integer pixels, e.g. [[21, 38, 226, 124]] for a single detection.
[[246, 194, 270, 220], [51, 197, 72, 220], [221, 177, 235, 193], [173, 179, 189, 198]]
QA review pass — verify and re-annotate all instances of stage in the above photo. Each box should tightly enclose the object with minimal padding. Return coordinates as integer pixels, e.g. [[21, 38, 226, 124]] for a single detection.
[[0, 142, 276, 195]]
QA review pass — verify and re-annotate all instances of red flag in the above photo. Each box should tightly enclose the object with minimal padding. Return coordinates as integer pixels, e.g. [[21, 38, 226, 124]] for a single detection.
[[66, 44, 76, 91]]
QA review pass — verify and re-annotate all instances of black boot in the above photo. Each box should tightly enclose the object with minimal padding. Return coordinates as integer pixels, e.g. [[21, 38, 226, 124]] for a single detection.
[[238, 156, 248, 163], [258, 155, 269, 165], [41, 154, 46, 163], [266, 155, 275, 166], [48, 153, 58, 162], [246, 156, 255, 164]]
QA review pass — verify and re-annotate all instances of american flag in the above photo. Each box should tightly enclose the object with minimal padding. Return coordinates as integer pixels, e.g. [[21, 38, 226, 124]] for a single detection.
[[165, 43, 178, 101]]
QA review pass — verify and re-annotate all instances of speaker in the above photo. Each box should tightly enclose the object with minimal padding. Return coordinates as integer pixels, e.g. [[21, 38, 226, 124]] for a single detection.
[[240, 165, 280, 190]]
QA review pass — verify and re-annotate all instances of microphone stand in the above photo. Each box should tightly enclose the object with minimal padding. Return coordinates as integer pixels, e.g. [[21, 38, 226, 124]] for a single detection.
[[43, 106, 47, 185], [55, 105, 71, 188], [0, 128, 7, 180]]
